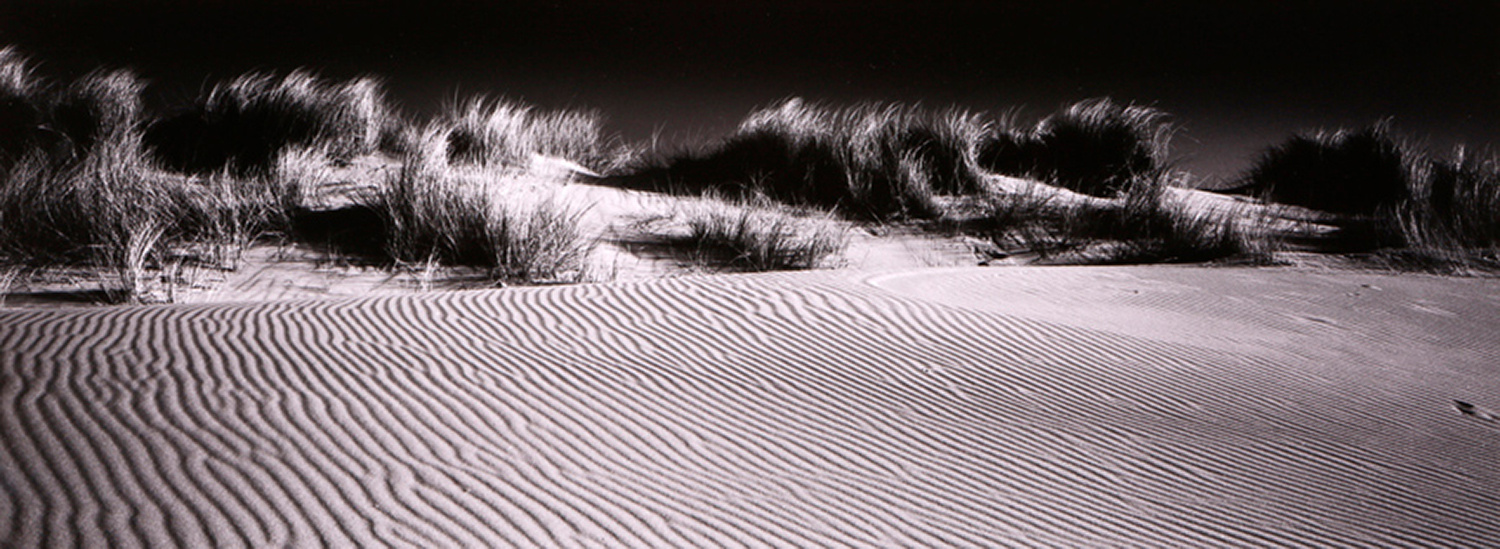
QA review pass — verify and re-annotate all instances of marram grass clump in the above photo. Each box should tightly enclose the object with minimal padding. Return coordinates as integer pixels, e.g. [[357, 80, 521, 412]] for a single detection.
[[637, 98, 991, 220], [0, 66, 309, 302], [979, 97, 1176, 198], [440, 96, 612, 173], [0, 46, 46, 165], [146, 70, 393, 175], [986, 175, 1256, 265], [650, 194, 848, 272], [1231, 121, 1418, 215], [371, 124, 594, 283], [1230, 122, 1500, 269]]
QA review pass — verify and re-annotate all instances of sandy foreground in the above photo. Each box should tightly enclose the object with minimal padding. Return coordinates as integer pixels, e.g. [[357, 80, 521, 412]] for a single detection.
[[2, 265, 1498, 547]]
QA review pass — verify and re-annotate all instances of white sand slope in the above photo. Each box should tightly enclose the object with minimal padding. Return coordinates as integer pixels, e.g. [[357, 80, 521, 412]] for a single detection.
[[3, 266, 1499, 547]]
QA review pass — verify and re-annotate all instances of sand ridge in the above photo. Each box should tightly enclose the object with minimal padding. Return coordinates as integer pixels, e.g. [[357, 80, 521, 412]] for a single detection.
[[3, 266, 1499, 547]]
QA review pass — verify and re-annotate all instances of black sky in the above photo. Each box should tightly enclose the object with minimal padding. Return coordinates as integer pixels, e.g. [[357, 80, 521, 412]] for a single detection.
[[2, 0, 1495, 179]]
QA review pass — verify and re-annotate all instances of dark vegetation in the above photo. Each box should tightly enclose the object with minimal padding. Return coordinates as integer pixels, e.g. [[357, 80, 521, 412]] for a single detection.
[[145, 71, 394, 176], [979, 98, 1175, 198], [1227, 121, 1500, 269], [637, 194, 848, 272], [1, 44, 1497, 304], [0, 47, 602, 300], [1229, 122, 1414, 215], [984, 174, 1255, 265], [625, 99, 991, 220], [370, 124, 593, 283]]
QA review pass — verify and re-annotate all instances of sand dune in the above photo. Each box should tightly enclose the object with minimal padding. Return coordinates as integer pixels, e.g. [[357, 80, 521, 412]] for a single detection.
[[3, 266, 1498, 547]]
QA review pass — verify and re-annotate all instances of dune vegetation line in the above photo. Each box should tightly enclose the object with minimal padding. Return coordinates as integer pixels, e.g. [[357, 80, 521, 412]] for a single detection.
[[1, 46, 1497, 302]]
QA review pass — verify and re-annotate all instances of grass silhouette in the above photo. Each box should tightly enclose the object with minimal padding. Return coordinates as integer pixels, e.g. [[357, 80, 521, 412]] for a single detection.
[[146, 70, 393, 175], [440, 96, 613, 174], [1231, 122, 1416, 215], [986, 174, 1256, 265], [640, 193, 848, 272], [3, 44, 1500, 299], [980, 98, 1175, 198], [632, 98, 990, 220]]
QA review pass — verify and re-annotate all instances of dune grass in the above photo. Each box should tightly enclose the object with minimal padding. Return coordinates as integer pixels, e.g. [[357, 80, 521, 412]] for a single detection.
[[1228, 122, 1500, 270], [0, 67, 306, 302], [0, 70, 161, 260], [0, 46, 46, 165], [986, 175, 1256, 264], [979, 98, 1176, 198], [370, 124, 594, 284], [644, 194, 848, 272], [1, 49, 607, 298], [1378, 147, 1500, 271], [440, 96, 613, 174], [8, 43, 1499, 302], [634, 98, 991, 220], [146, 70, 394, 175], [1230, 122, 1417, 215]]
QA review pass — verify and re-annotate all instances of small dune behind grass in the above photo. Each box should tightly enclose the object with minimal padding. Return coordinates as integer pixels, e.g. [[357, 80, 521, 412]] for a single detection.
[[985, 174, 1257, 265]]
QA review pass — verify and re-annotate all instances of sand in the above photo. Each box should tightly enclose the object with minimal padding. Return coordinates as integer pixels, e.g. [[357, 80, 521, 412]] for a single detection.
[[3, 265, 1498, 547]]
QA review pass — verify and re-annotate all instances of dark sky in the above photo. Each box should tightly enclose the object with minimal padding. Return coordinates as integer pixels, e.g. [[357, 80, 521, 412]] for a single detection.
[[2, 0, 1495, 180]]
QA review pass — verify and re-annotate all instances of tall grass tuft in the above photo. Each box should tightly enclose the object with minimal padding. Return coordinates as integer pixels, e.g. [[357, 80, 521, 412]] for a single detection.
[[0, 46, 46, 165], [979, 98, 1175, 197], [0, 70, 156, 261], [0, 67, 302, 301], [1383, 147, 1500, 270], [49, 69, 150, 163], [441, 96, 610, 172], [372, 124, 594, 283], [655, 194, 848, 272], [1231, 122, 1418, 215], [146, 70, 391, 175], [636, 98, 990, 220]]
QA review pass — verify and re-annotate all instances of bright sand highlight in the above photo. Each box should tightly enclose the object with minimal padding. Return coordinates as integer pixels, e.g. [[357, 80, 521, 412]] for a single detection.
[[3, 266, 1498, 547]]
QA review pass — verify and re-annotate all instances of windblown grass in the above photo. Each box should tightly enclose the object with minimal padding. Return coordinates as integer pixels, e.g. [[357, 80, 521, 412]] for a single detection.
[[635, 98, 991, 220], [1228, 123, 1500, 270], [645, 194, 848, 272], [1379, 147, 1500, 271], [980, 98, 1176, 198], [146, 70, 393, 175], [0, 67, 303, 302], [1231, 121, 1417, 215], [0, 70, 159, 262], [986, 174, 1255, 264], [0, 46, 45, 165], [440, 96, 612, 173], [371, 124, 594, 283]]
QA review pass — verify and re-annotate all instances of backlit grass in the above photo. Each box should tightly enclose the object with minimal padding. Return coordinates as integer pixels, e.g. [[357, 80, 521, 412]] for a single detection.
[[980, 98, 1175, 198], [371, 124, 594, 283], [146, 70, 394, 175], [632, 98, 991, 220]]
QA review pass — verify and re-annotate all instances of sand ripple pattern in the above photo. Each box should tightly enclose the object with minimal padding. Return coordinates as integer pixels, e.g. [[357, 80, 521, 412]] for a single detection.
[[3, 267, 1500, 547]]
